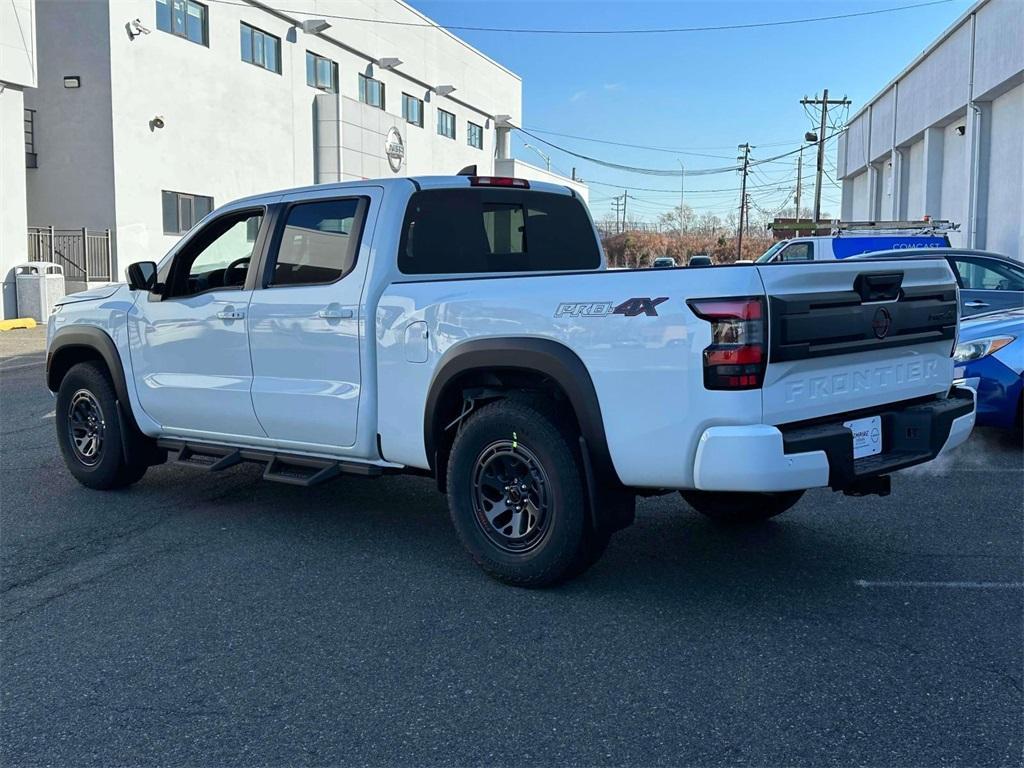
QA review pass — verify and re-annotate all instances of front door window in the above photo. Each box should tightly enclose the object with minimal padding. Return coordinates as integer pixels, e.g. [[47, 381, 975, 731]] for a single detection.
[[165, 210, 264, 297]]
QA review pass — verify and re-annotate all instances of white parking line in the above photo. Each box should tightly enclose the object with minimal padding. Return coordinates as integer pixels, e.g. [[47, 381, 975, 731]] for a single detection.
[[854, 579, 1023, 589], [42, 410, 55, 419]]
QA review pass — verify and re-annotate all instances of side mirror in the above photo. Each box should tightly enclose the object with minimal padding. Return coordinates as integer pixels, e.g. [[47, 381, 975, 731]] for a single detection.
[[126, 261, 158, 292]]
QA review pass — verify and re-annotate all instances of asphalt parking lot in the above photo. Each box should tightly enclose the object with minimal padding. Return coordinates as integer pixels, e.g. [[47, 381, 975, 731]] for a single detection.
[[1, 326, 1021, 767]]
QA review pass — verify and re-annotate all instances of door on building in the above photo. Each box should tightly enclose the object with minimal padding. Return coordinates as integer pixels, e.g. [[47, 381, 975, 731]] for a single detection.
[[246, 189, 376, 449], [127, 207, 268, 438], [950, 255, 1024, 316]]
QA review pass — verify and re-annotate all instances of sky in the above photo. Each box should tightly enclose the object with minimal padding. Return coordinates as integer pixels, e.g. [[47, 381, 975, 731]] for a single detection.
[[411, 0, 975, 224]]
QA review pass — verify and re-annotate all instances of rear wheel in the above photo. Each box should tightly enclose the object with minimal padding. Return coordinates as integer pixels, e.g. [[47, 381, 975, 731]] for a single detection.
[[446, 398, 589, 587], [56, 362, 149, 490], [680, 489, 805, 524]]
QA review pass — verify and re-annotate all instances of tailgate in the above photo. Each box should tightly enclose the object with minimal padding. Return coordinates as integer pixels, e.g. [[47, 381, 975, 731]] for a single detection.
[[757, 259, 958, 424]]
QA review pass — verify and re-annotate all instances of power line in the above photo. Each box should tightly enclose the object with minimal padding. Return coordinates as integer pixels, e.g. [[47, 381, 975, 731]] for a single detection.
[[205, 0, 953, 35], [514, 125, 845, 177], [522, 127, 802, 153], [585, 172, 817, 196]]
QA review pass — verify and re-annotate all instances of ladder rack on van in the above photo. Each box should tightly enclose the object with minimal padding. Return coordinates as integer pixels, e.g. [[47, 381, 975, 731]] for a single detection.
[[830, 219, 959, 236]]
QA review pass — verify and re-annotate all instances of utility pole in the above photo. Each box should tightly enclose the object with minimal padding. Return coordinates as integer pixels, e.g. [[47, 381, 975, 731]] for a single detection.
[[611, 195, 624, 234], [736, 143, 751, 260], [621, 191, 631, 233], [795, 148, 803, 236], [800, 89, 851, 223], [677, 160, 685, 241]]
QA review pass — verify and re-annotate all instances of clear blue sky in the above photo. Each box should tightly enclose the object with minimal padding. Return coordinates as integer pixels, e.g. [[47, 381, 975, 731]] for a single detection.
[[412, 0, 973, 223]]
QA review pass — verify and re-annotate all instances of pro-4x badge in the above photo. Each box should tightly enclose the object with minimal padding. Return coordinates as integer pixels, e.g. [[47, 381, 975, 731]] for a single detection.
[[554, 297, 668, 318]]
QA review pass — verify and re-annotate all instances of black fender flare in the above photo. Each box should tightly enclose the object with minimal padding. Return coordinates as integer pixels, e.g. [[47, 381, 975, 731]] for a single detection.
[[46, 326, 163, 465], [47, 326, 131, 403], [424, 336, 623, 490]]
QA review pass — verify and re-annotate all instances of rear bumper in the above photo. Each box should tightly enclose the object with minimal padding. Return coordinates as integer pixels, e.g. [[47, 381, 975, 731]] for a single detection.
[[692, 387, 976, 492]]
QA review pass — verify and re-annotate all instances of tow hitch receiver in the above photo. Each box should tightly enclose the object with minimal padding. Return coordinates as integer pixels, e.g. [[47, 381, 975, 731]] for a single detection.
[[842, 474, 891, 498]]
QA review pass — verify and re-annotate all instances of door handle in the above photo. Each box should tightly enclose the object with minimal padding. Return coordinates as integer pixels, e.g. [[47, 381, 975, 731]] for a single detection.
[[964, 300, 990, 308], [318, 308, 354, 319], [216, 310, 246, 320]]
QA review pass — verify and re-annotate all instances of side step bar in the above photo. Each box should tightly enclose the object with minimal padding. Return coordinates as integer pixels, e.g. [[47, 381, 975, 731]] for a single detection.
[[158, 439, 383, 487]]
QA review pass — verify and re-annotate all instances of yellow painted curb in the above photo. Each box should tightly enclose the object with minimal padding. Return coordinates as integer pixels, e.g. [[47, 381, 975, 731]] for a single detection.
[[0, 318, 38, 331]]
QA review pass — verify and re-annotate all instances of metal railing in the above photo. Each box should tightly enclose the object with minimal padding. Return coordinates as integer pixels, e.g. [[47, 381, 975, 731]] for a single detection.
[[27, 227, 113, 282]]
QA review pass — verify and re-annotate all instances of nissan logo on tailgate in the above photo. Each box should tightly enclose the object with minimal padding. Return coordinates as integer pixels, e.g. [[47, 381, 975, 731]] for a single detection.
[[872, 307, 892, 339]]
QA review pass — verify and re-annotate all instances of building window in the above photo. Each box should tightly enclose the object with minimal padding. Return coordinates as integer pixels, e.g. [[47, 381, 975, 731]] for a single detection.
[[467, 121, 483, 150], [155, 0, 208, 45], [437, 108, 455, 140], [240, 23, 280, 74], [358, 74, 385, 109], [162, 190, 214, 235], [24, 109, 37, 168], [306, 51, 338, 92], [402, 93, 423, 127]]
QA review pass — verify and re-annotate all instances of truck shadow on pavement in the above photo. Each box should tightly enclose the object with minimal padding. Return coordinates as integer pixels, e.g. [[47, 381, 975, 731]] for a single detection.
[[127, 462, 890, 610]]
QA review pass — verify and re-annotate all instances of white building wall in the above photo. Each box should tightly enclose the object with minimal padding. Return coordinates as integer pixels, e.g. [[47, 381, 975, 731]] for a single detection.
[[902, 138, 924, 219], [984, 85, 1023, 258], [0, 0, 36, 318], [939, 118, 968, 247], [850, 171, 870, 220], [27, 0, 531, 275], [838, 0, 1023, 259], [0, 88, 30, 318]]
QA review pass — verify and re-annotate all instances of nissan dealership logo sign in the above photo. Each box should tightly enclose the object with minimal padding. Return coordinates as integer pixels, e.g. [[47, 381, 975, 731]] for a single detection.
[[385, 127, 405, 173]]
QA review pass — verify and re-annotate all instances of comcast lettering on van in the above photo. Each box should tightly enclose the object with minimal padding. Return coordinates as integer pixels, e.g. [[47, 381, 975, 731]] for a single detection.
[[45, 175, 975, 588]]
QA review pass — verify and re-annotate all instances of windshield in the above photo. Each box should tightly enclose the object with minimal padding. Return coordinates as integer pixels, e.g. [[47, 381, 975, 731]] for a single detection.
[[755, 241, 787, 264]]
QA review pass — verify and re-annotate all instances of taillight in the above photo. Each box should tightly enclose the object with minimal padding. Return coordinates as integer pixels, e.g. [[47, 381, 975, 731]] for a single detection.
[[468, 176, 530, 188], [688, 297, 767, 390]]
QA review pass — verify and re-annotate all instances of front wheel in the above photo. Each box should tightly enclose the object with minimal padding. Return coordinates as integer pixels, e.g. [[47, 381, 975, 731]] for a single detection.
[[446, 399, 590, 587], [680, 489, 805, 524], [56, 362, 149, 490]]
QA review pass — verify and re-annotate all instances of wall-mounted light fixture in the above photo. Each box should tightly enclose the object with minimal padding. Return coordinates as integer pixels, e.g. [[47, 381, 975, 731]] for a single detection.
[[376, 57, 402, 69], [434, 85, 456, 97], [955, 125, 966, 136], [149, 115, 165, 130], [63, 76, 81, 89], [300, 19, 331, 34]]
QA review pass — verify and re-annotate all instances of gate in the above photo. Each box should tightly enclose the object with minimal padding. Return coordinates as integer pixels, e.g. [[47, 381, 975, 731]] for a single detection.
[[27, 227, 113, 283]]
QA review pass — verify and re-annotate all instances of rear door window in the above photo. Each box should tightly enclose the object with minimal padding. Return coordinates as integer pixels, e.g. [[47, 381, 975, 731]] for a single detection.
[[266, 198, 365, 287], [398, 189, 600, 274]]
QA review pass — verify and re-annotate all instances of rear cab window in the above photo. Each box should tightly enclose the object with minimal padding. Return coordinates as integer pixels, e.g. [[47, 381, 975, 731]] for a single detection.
[[398, 189, 601, 275]]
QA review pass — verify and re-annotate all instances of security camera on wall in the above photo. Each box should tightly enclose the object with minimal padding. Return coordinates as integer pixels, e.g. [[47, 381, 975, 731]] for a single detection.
[[126, 18, 151, 40]]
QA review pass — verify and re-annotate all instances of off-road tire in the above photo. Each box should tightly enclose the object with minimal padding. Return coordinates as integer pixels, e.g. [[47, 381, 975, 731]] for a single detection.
[[56, 362, 149, 490], [446, 398, 588, 587], [680, 489, 805, 524]]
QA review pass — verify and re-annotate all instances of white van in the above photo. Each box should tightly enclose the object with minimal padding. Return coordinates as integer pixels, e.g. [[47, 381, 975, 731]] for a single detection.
[[756, 220, 956, 264]]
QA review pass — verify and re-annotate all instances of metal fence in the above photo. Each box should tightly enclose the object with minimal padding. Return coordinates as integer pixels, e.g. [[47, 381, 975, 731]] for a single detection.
[[27, 227, 113, 283]]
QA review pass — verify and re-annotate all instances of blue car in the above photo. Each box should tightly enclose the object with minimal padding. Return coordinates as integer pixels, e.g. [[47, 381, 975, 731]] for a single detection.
[[857, 249, 1024, 317], [954, 308, 1023, 431]]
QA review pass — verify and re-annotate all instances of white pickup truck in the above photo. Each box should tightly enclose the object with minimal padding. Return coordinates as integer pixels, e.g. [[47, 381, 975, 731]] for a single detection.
[[46, 175, 975, 586]]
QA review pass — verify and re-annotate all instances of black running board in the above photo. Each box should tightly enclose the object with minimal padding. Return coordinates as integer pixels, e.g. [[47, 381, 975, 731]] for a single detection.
[[158, 439, 382, 487]]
